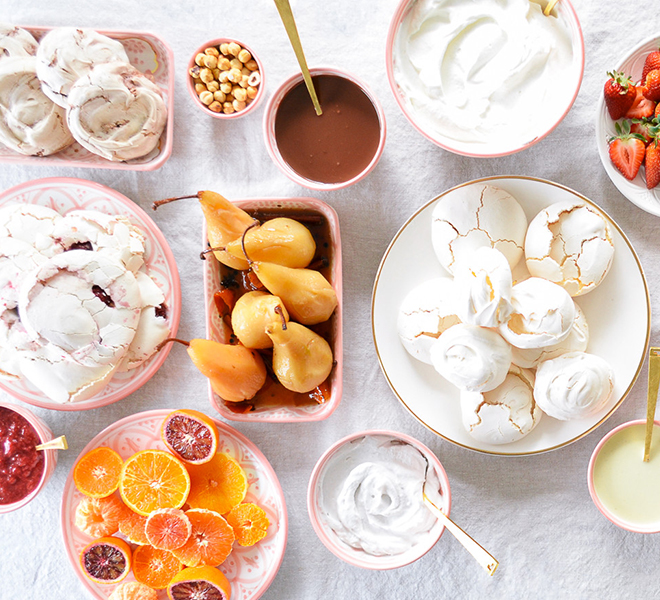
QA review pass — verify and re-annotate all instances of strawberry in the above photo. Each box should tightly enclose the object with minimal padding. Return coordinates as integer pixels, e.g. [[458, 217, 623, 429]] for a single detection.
[[604, 70, 636, 119], [625, 86, 656, 119], [642, 69, 660, 102], [630, 118, 657, 144], [655, 102, 660, 118], [608, 120, 646, 180], [642, 48, 660, 82], [645, 140, 660, 189]]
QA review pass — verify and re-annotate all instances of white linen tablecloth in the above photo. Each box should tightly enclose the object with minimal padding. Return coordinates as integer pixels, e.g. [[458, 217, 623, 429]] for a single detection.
[[1, 0, 658, 598]]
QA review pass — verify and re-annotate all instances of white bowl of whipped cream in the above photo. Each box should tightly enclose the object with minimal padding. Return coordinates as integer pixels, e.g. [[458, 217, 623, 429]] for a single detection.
[[386, 0, 585, 156], [307, 430, 451, 569]]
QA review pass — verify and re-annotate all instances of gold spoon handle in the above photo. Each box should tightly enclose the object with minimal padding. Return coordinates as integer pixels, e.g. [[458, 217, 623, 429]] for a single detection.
[[543, 0, 560, 16], [36, 435, 68, 451], [273, 0, 323, 115], [644, 347, 660, 461], [424, 493, 499, 576]]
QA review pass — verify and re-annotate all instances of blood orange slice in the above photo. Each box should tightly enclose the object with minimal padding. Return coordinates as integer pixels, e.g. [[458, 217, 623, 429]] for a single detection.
[[79, 536, 132, 585], [170, 508, 235, 567], [161, 409, 218, 465], [73, 447, 123, 498], [132, 544, 182, 590], [145, 508, 192, 550], [167, 565, 231, 600]]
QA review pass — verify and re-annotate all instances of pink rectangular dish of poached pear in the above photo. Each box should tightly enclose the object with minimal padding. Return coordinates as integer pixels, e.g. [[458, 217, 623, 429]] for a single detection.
[[0, 26, 174, 171], [202, 197, 343, 422]]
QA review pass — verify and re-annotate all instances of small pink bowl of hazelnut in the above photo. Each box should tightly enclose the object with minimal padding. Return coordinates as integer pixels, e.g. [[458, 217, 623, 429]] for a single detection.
[[187, 38, 264, 119]]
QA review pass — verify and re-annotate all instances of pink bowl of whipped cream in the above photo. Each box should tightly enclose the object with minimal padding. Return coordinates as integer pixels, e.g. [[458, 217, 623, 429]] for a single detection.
[[307, 430, 451, 569], [386, 0, 585, 157]]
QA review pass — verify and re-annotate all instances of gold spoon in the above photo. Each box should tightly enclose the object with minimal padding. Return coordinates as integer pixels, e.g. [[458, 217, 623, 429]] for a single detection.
[[36, 435, 68, 452], [423, 491, 499, 576], [643, 347, 660, 462], [543, 0, 560, 16], [273, 0, 323, 115]]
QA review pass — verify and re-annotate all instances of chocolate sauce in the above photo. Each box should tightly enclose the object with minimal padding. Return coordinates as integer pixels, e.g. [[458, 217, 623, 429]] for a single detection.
[[274, 74, 381, 184]]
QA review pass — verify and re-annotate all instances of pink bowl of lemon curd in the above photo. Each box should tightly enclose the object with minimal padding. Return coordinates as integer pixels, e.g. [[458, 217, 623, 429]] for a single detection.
[[263, 66, 386, 191], [386, 0, 585, 157], [588, 419, 660, 533]]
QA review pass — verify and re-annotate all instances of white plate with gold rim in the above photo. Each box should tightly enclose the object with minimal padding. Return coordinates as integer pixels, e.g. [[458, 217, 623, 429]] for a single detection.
[[371, 176, 650, 456]]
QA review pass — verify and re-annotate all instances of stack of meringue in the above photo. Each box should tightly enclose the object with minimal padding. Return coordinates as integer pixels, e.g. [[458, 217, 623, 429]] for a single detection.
[[397, 185, 616, 445], [0, 25, 167, 161], [0, 203, 170, 403]]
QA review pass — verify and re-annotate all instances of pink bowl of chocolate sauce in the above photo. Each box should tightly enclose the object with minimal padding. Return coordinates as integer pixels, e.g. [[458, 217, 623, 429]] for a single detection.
[[263, 67, 386, 190]]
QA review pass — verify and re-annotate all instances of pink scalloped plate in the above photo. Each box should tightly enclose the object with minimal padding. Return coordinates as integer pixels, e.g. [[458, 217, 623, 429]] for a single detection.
[[202, 197, 343, 422], [61, 409, 288, 600], [0, 177, 181, 411], [0, 26, 174, 171]]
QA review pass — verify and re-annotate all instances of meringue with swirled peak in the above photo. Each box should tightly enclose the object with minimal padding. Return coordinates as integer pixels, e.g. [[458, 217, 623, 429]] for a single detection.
[[499, 277, 575, 349], [66, 61, 167, 161], [0, 57, 74, 156], [397, 276, 460, 364], [454, 246, 512, 328], [430, 322, 511, 392], [431, 185, 527, 275], [35, 27, 129, 108], [534, 351, 614, 420], [460, 365, 541, 444], [0, 203, 62, 255], [525, 200, 615, 297], [0, 25, 38, 61], [511, 302, 589, 369]]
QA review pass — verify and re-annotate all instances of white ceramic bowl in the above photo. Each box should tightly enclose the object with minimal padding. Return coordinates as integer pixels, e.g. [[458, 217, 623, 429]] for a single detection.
[[386, 0, 585, 157], [0, 401, 57, 513], [595, 34, 660, 216], [263, 66, 386, 191], [307, 430, 451, 569]]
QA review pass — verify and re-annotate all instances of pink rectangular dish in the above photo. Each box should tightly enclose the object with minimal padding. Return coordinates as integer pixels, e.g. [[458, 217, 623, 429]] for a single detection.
[[1, 26, 174, 171], [203, 197, 343, 423]]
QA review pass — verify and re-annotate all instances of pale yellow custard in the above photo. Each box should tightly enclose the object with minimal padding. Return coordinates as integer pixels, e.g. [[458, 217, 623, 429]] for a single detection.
[[592, 423, 660, 530]]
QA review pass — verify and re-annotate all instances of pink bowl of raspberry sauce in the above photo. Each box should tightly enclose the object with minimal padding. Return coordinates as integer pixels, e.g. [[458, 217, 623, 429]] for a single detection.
[[0, 402, 58, 513]]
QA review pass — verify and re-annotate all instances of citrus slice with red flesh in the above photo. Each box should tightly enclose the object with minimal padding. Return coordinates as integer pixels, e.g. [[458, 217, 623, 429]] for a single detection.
[[167, 565, 232, 600], [119, 449, 191, 516], [79, 536, 132, 585], [145, 507, 192, 550], [186, 452, 247, 515], [73, 447, 123, 498], [225, 502, 269, 547], [161, 409, 218, 465], [170, 508, 235, 567], [132, 544, 182, 590]]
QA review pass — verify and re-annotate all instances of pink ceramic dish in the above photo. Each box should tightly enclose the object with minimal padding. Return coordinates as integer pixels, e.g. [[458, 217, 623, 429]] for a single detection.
[[0, 177, 181, 411], [0, 401, 58, 514], [307, 430, 451, 570], [588, 419, 660, 534], [61, 409, 287, 600], [0, 25, 174, 171], [385, 0, 585, 157], [187, 37, 265, 119], [203, 196, 343, 422], [263, 67, 386, 191]]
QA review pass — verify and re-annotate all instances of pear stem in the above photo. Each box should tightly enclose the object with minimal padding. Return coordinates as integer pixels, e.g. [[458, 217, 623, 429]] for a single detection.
[[156, 337, 190, 352], [274, 305, 288, 331], [200, 246, 225, 260], [240, 220, 261, 265], [152, 194, 199, 211]]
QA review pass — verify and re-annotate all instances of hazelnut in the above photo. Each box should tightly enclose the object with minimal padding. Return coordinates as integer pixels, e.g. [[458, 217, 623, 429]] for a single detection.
[[208, 100, 223, 112], [202, 54, 218, 70], [227, 42, 241, 57], [199, 90, 214, 105], [204, 46, 220, 57], [194, 53, 206, 67], [238, 49, 252, 63]]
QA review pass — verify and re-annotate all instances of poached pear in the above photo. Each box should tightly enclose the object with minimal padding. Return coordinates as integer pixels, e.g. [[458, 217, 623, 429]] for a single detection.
[[251, 261, 337, 325], [266, 320, 333, 394], [231, 291, 289, 349]]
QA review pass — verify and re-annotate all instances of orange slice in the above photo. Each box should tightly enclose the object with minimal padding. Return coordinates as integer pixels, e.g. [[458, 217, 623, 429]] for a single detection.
[[171, 508, 235, 567], [80, 536, 132, 585], [186, 453, 247, 515], [119, 449, 191, 516], [161, 409, 218, 465], [73, 447, 123, 498], [225, 502, 269, 547], [109, 581, 158, 600], [167, 565, 231, 600], [145, 508, 192, 550], [132, 544, 182, 590], [74, 495, 125, 538], [118, 507, 149, 545]]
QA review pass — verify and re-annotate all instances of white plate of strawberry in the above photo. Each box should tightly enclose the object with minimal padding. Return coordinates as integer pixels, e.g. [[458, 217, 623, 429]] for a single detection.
[[596, 35, 660, 216]]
